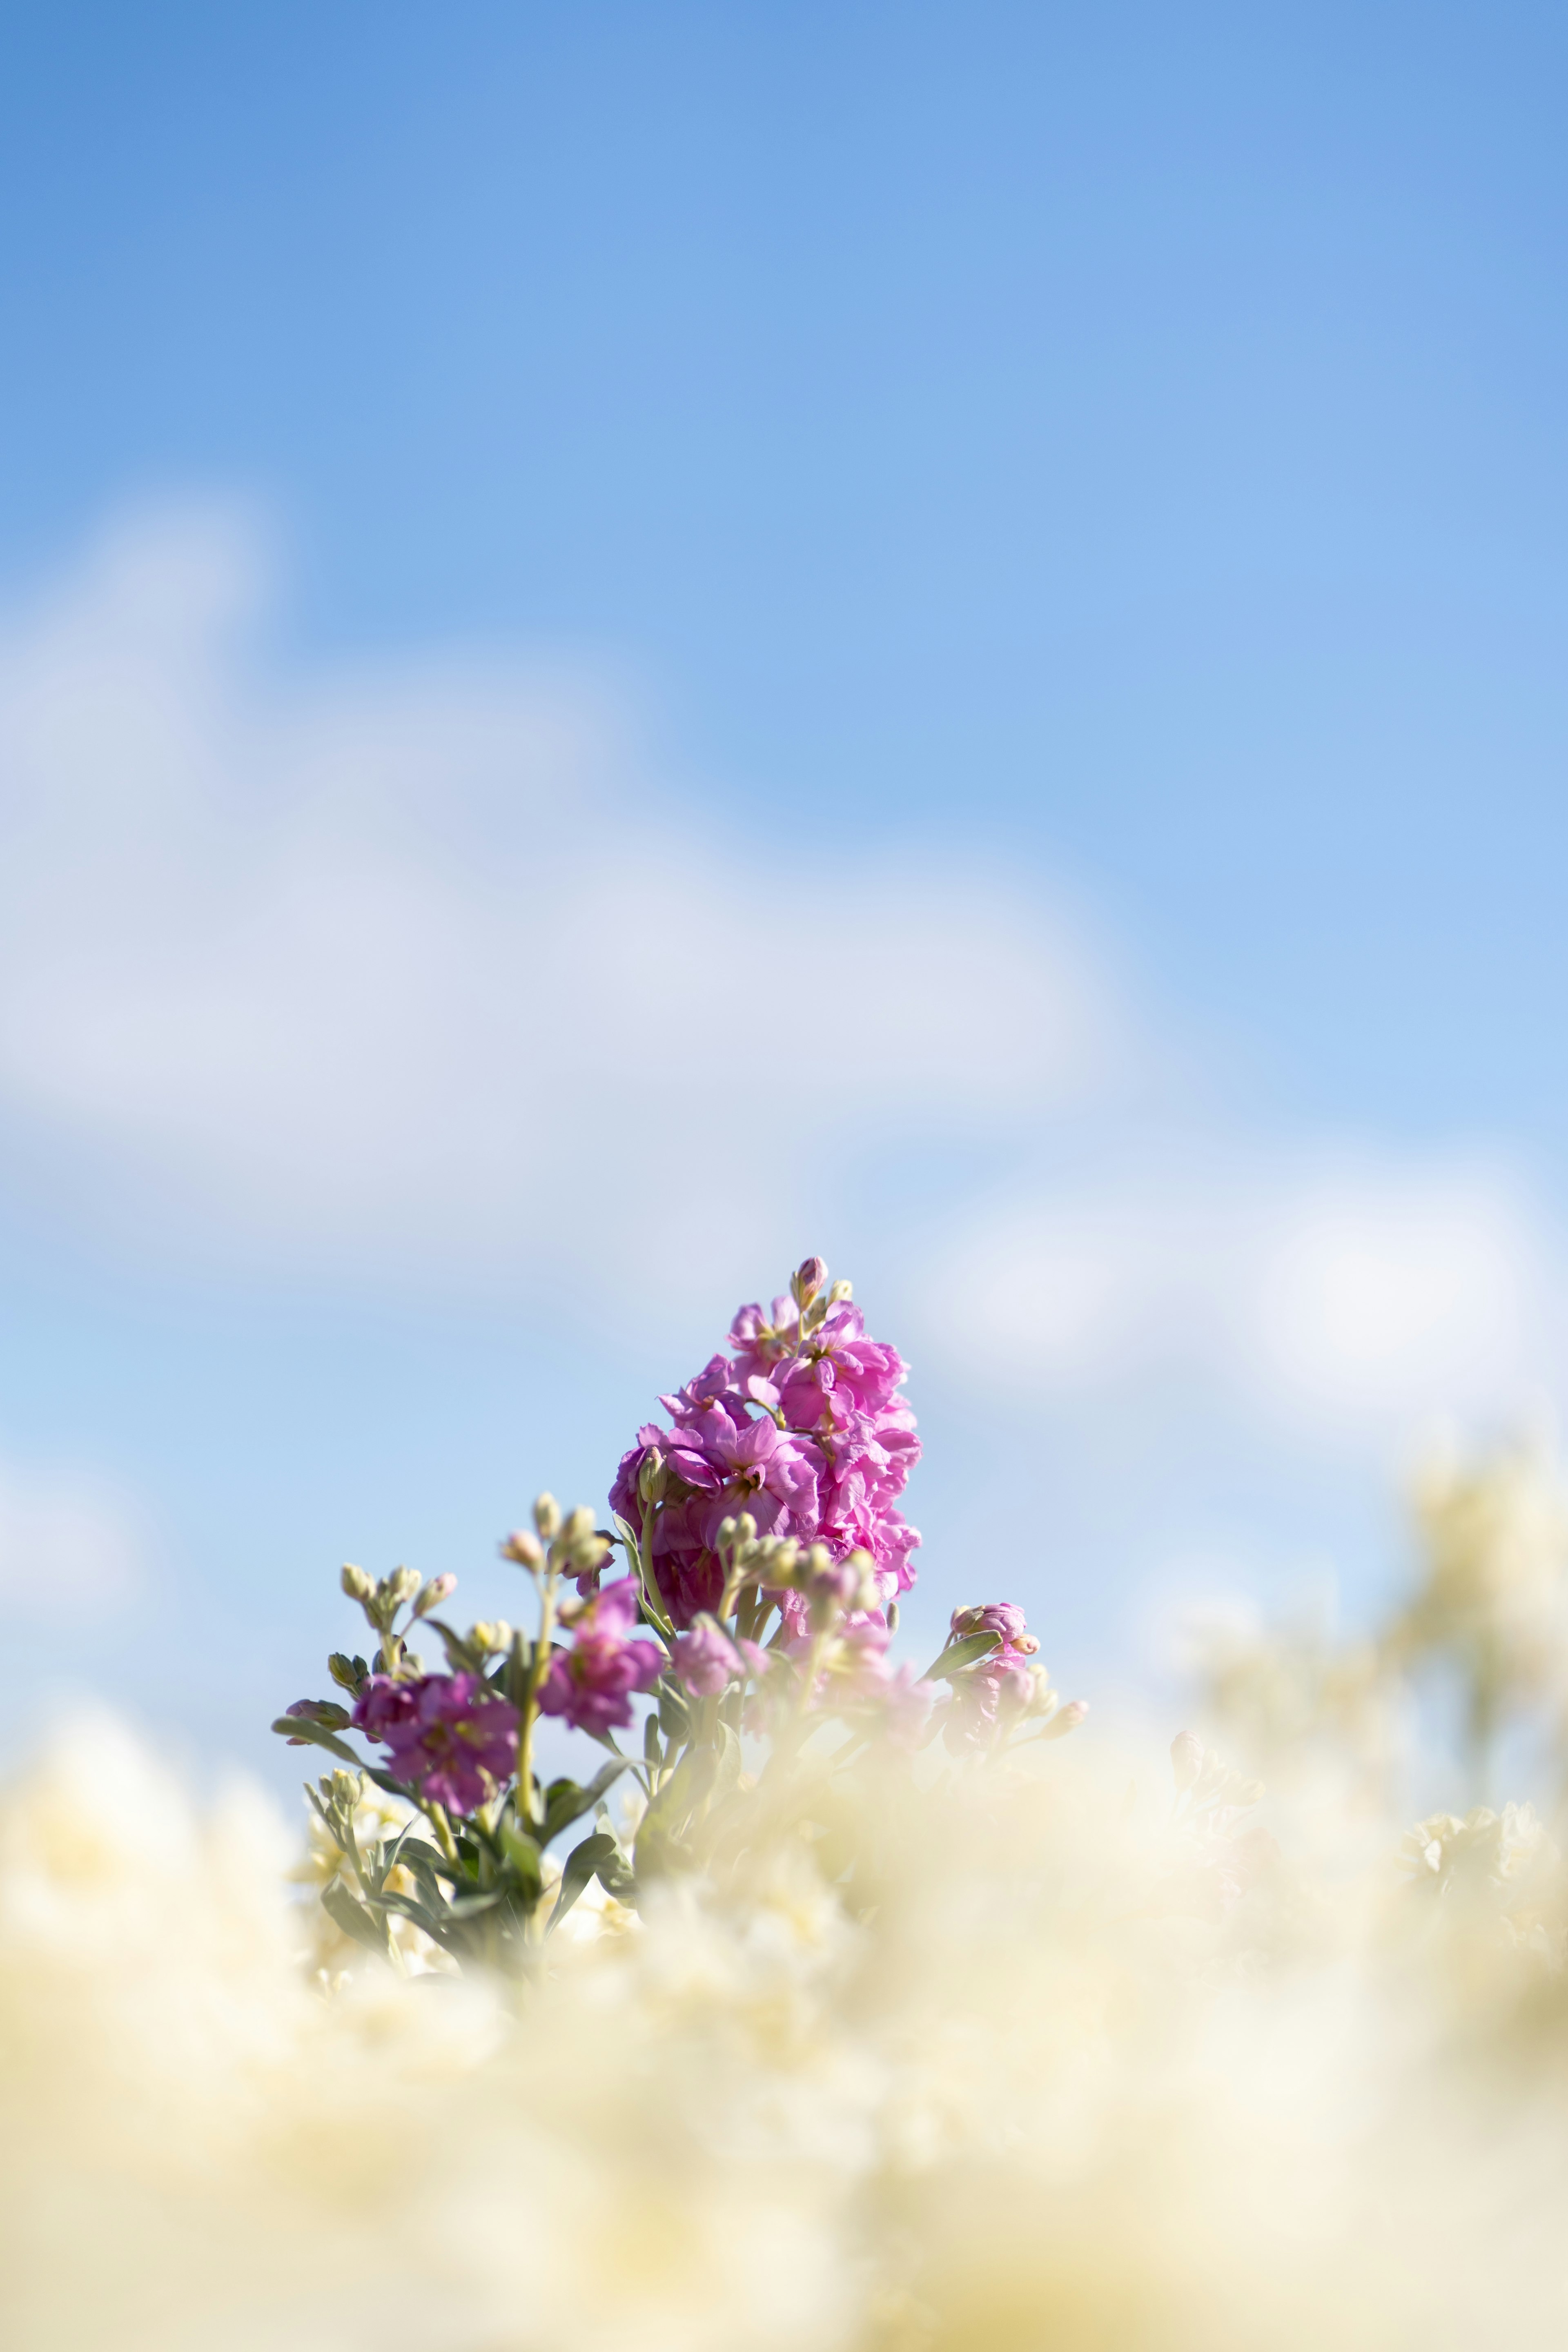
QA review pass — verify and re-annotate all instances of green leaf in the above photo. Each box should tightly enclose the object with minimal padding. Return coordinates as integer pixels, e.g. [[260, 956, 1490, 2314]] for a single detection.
[[498, 1822, 543, 1902], [373, 1888, 447, 1939], [272, 1715, 363, 1766], [713, 1718, 743, 1806], [635, 1744, 717, 1872], [444, 1891, 507, 1921], [504, 1628, 534, 1710], [423, 1617, 484, 1674], [657, 1675, 692, 1744], [548, 1832, 617, 1933], [920, 1629, 1002, 1682], [320, 1878, 390, 1958], [612, 1511, 675, 1640], [597, 1849, 638, 1904], [542, 1760, 627, 1846]]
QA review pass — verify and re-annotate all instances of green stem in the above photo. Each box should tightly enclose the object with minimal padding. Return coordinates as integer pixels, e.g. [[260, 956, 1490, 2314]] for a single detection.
[[517, 1569, 559, 1833]]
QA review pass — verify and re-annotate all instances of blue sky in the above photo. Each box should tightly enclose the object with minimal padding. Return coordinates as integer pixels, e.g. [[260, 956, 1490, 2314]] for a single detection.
[[3, 3, 1568, 1786]]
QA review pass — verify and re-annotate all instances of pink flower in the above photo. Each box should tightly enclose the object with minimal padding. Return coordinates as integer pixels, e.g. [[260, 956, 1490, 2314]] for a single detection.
[[795, 1616, 937, 1746], [949, 1602, 1038, 1657], [671, 1615, 769, 1697], [351, 1675, 424, 1743], [354, 1673, 519, 1815], [943, 1651, 1037, 1753], [537, 1577, 663, 1737], [610, 1407, 822, 1629], [611, 1273, 923, 1625]]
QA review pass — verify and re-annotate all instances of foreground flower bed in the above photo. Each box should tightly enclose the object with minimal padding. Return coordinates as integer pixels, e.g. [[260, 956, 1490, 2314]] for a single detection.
[[5, 1264, 1568, 2350]]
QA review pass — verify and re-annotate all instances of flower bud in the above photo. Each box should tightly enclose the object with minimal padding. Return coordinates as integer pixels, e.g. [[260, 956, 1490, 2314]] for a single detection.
[[827, 1279, 853, 1306], [756, 1537, 802, 1590], [413, 1573, 457, 1619], [637, 1449, 668, 1507], [563, 1504, 597, 1546], [327, 1652, 365, 1692], [568, 1533, 610, 1579], [886, 1599, 900, 1635], [501, 1528, 544, 1570], [534, 1493, 561, 1540], [792, 1256, 827, 1307], [736, 1512, 758, 1546], [340, 1563, 374, 1603], [1170, 1730, 1205, 1792], [330, 1767, 365, 1809], [385, 1566, 421, 1607], [1040, 1699, 1089, 1742], [285, 1698, 351, 1732], [471, 1619, 512, 1654]]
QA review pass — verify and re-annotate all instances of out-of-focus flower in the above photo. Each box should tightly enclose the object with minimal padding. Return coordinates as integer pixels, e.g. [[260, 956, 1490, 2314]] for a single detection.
[[949, 1600, 1038, 1655], [353, 1673, 519, 1815], [538, 1578, 663, 1736], [1392, 1435, 1568, 1769], [671, 1615, 768, 1697]]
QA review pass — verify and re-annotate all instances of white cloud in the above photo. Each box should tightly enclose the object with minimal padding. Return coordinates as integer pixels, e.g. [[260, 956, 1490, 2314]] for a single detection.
[[1, 501, 1563, 1460], [0, 504, 1127, 1312], [0, 1452, 141, 1616], [926, 1155, 1562, 1444]]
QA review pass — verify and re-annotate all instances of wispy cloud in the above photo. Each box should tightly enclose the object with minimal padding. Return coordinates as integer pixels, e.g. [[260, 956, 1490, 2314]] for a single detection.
[[0, 1449, 142, 1617], [0, 504, 1127, 1316], [1, 501, 1561, 1480], [924, 1153, 1561, 1447]]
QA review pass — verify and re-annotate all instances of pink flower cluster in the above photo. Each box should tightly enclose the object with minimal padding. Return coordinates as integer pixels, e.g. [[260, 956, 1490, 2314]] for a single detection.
[[352, 1671, 520, 1815], [537, 1578, 663, 1737], [610, 1281, 921, 1629], [942, 1603, 1041, 1751], [671, 1615, 770, 1696]]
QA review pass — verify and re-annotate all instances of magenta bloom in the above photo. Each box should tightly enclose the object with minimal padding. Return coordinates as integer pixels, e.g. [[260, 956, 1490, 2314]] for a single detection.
[[943, 1649, 1037, 1753], [949, 1602, 1036, 1656], [671, 1616, 768, 1696], [353, 1672, 519, 1815], [537, 1577, 663, 1737], [351, 1675, 424, 1742], [610, 1274, 923, 1626]]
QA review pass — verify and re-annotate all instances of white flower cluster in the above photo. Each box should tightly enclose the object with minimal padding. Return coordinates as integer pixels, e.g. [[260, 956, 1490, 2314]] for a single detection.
[[7, 1682, 1568, 2351]]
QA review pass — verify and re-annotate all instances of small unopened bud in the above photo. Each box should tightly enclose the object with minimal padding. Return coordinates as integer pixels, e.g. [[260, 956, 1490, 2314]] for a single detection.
[[340, 1563, 374, 1603], [1170, 1730, 1204, 1792], [637, 1450, 668, 1507], [413, 1573, 457, 1619], [563, 1504, 596, 1546], [886, 1599, 900, 1635], [735, 1512, 757, 1546], [805, 1543, 832, 1577], [285, 1698, 351, 1732], [1013, 1632, 1040, 1655], [501, 1528, 544, 1570], [327, 1652, 364, 1692], [1040, 1699, 1089, 1742], [385, 1566, 421, 1607], [534, 1493, 561, 1540], [717, 1516, 739, 1550], [827, 1279, 853, 1306], [470, 1619, 512, 1654], [330, 1768, 364, 1808], [792, 1256, 827, 1307], [756, 1537, 801, 1590]]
